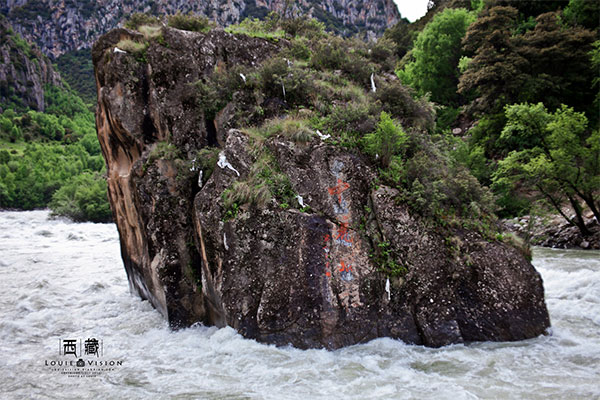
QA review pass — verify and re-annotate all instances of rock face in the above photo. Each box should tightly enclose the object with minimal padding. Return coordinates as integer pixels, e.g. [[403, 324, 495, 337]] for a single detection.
[[0, 17, 62, 111], [93, 27, 550, 349], [4, 0, 399, 59]]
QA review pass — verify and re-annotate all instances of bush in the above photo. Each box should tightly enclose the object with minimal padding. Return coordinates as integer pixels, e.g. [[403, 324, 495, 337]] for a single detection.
[[261, 117, 313, 143], [323, 100, 380, 140], [363, 112, 407, 168], [257, 57, 313, 107], [124, 13, 161, 30], [280, 17, 325, 39], [137, 25, 162, 40], [195, 66, 244, 119], [225, 15, 284, 40], [285, 38, 312, 60], [49, 173, 112, 222], [223, 180, 270, 209], [221, 148, 296, 218], [196, 147, 220, 185], [310, 36, 348, 71], [167, 12, 213, 32], [148, 141, 181, 162], [403, 143, 495, 222], [116, 39, 147, 54], [373, 80, 420, 120]]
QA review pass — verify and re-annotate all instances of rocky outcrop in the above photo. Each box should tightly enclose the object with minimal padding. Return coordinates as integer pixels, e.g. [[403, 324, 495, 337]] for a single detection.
[[0, 17, 62, 111], [5, 0, 399, 59], [93, 26, 550, 348]]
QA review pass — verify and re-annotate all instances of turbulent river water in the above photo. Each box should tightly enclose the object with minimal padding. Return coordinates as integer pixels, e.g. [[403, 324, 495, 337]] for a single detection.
[[0, 210, 599, 399]]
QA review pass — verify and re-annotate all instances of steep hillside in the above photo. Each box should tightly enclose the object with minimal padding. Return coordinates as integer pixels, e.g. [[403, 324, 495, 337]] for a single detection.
[[2, 0, 400, 59], [0, 18, 110, 222], [0, 16, 62, 112]]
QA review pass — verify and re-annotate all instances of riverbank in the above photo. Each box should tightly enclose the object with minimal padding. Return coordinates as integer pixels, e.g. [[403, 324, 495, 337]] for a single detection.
[[503, 212, 600, 250]]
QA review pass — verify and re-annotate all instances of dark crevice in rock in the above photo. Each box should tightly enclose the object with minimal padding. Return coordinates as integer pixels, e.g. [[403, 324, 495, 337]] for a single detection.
[[205, 118, 218, 147], [141, 73, 157, 144]]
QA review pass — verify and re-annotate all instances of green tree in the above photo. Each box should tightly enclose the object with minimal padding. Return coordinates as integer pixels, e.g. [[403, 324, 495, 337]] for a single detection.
[[382, 18, 413, 59], [562, 0, 600, 30], [363, 111, 407, 168], [515, 12, 596, 113], [494, 103, 600, 235], [398, 8, 475, 106], [458, 6, 528, 113]]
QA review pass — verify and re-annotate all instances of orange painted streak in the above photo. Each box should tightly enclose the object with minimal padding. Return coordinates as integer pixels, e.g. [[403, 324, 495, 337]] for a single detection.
[[327, 179, 350, 203]]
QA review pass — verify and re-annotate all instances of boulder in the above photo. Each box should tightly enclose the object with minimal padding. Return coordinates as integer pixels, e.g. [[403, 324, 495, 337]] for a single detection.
[[93, 26, 550, 349]]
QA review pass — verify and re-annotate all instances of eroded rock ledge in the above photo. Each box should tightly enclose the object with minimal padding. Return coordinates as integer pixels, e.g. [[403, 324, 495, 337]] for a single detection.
[[93, 26, 550, 349]]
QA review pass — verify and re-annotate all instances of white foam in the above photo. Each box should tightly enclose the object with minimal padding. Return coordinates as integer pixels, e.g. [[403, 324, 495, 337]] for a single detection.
[[0, 211, 598, 399]]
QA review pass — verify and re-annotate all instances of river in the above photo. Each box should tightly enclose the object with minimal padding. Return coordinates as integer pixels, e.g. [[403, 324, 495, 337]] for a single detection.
[[0, 210, 598, 399]]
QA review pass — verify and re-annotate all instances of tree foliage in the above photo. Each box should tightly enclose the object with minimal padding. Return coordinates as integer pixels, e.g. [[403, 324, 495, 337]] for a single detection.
[[362, 111, 407, 168], [398, 8, 475, 106], [460, 6, 597, 117], [49, 172, 112, 223], [493, 103, 599, 235], [458, 6, 527, 113]]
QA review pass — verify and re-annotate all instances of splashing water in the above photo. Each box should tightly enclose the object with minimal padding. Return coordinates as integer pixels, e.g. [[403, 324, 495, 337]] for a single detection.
[[0, 210, 598, 399]]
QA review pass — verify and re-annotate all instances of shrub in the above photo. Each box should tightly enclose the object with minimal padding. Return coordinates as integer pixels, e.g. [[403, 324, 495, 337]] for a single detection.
[[373, 80, 420, 121], [285, 37, 312, 60], [261, 117, 313, 143], [324, 100, 380, 140], [196, 147, 220, 185], [116, 39, 147, 54], [124, 13, 161, 30], [148, 141, 181, 163], [310, 36, 348, 71], [167, 12, 213, 32], [225, 15, 284, 40], [402, 143, 495, 222], [258, 57, 313, 107], [49, 173, 112, 223], [369, 37, 396, 71], [222, 148, 296, 218], [280, 17, 325, 39], [195, 66, 245, 119], [137, 25, 162, 40], [362, 111, 407, 168], [223, 180, 270, 209]]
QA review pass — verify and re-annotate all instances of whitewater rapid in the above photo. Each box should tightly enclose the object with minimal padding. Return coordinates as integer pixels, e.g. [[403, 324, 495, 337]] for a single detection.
[[0, 210, 598, 399]]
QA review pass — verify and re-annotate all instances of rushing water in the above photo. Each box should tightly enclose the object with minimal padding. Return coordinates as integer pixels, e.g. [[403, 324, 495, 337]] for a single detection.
[[0, 210, 598, 399]]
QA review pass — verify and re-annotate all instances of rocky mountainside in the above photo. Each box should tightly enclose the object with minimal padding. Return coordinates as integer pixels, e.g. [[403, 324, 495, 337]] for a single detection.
[[3, 0, 400, 59], [0, 16, 62, 111], [93, 24, 550, 349]]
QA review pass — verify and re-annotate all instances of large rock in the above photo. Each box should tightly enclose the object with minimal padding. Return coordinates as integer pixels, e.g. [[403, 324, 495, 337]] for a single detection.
[[93, 26, 550, 349]]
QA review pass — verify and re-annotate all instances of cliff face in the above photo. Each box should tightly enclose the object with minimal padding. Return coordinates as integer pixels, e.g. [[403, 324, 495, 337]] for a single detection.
[[93, 26, 550, 349], [0, 17, 62, 111], [4, 0, 399, 59]]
